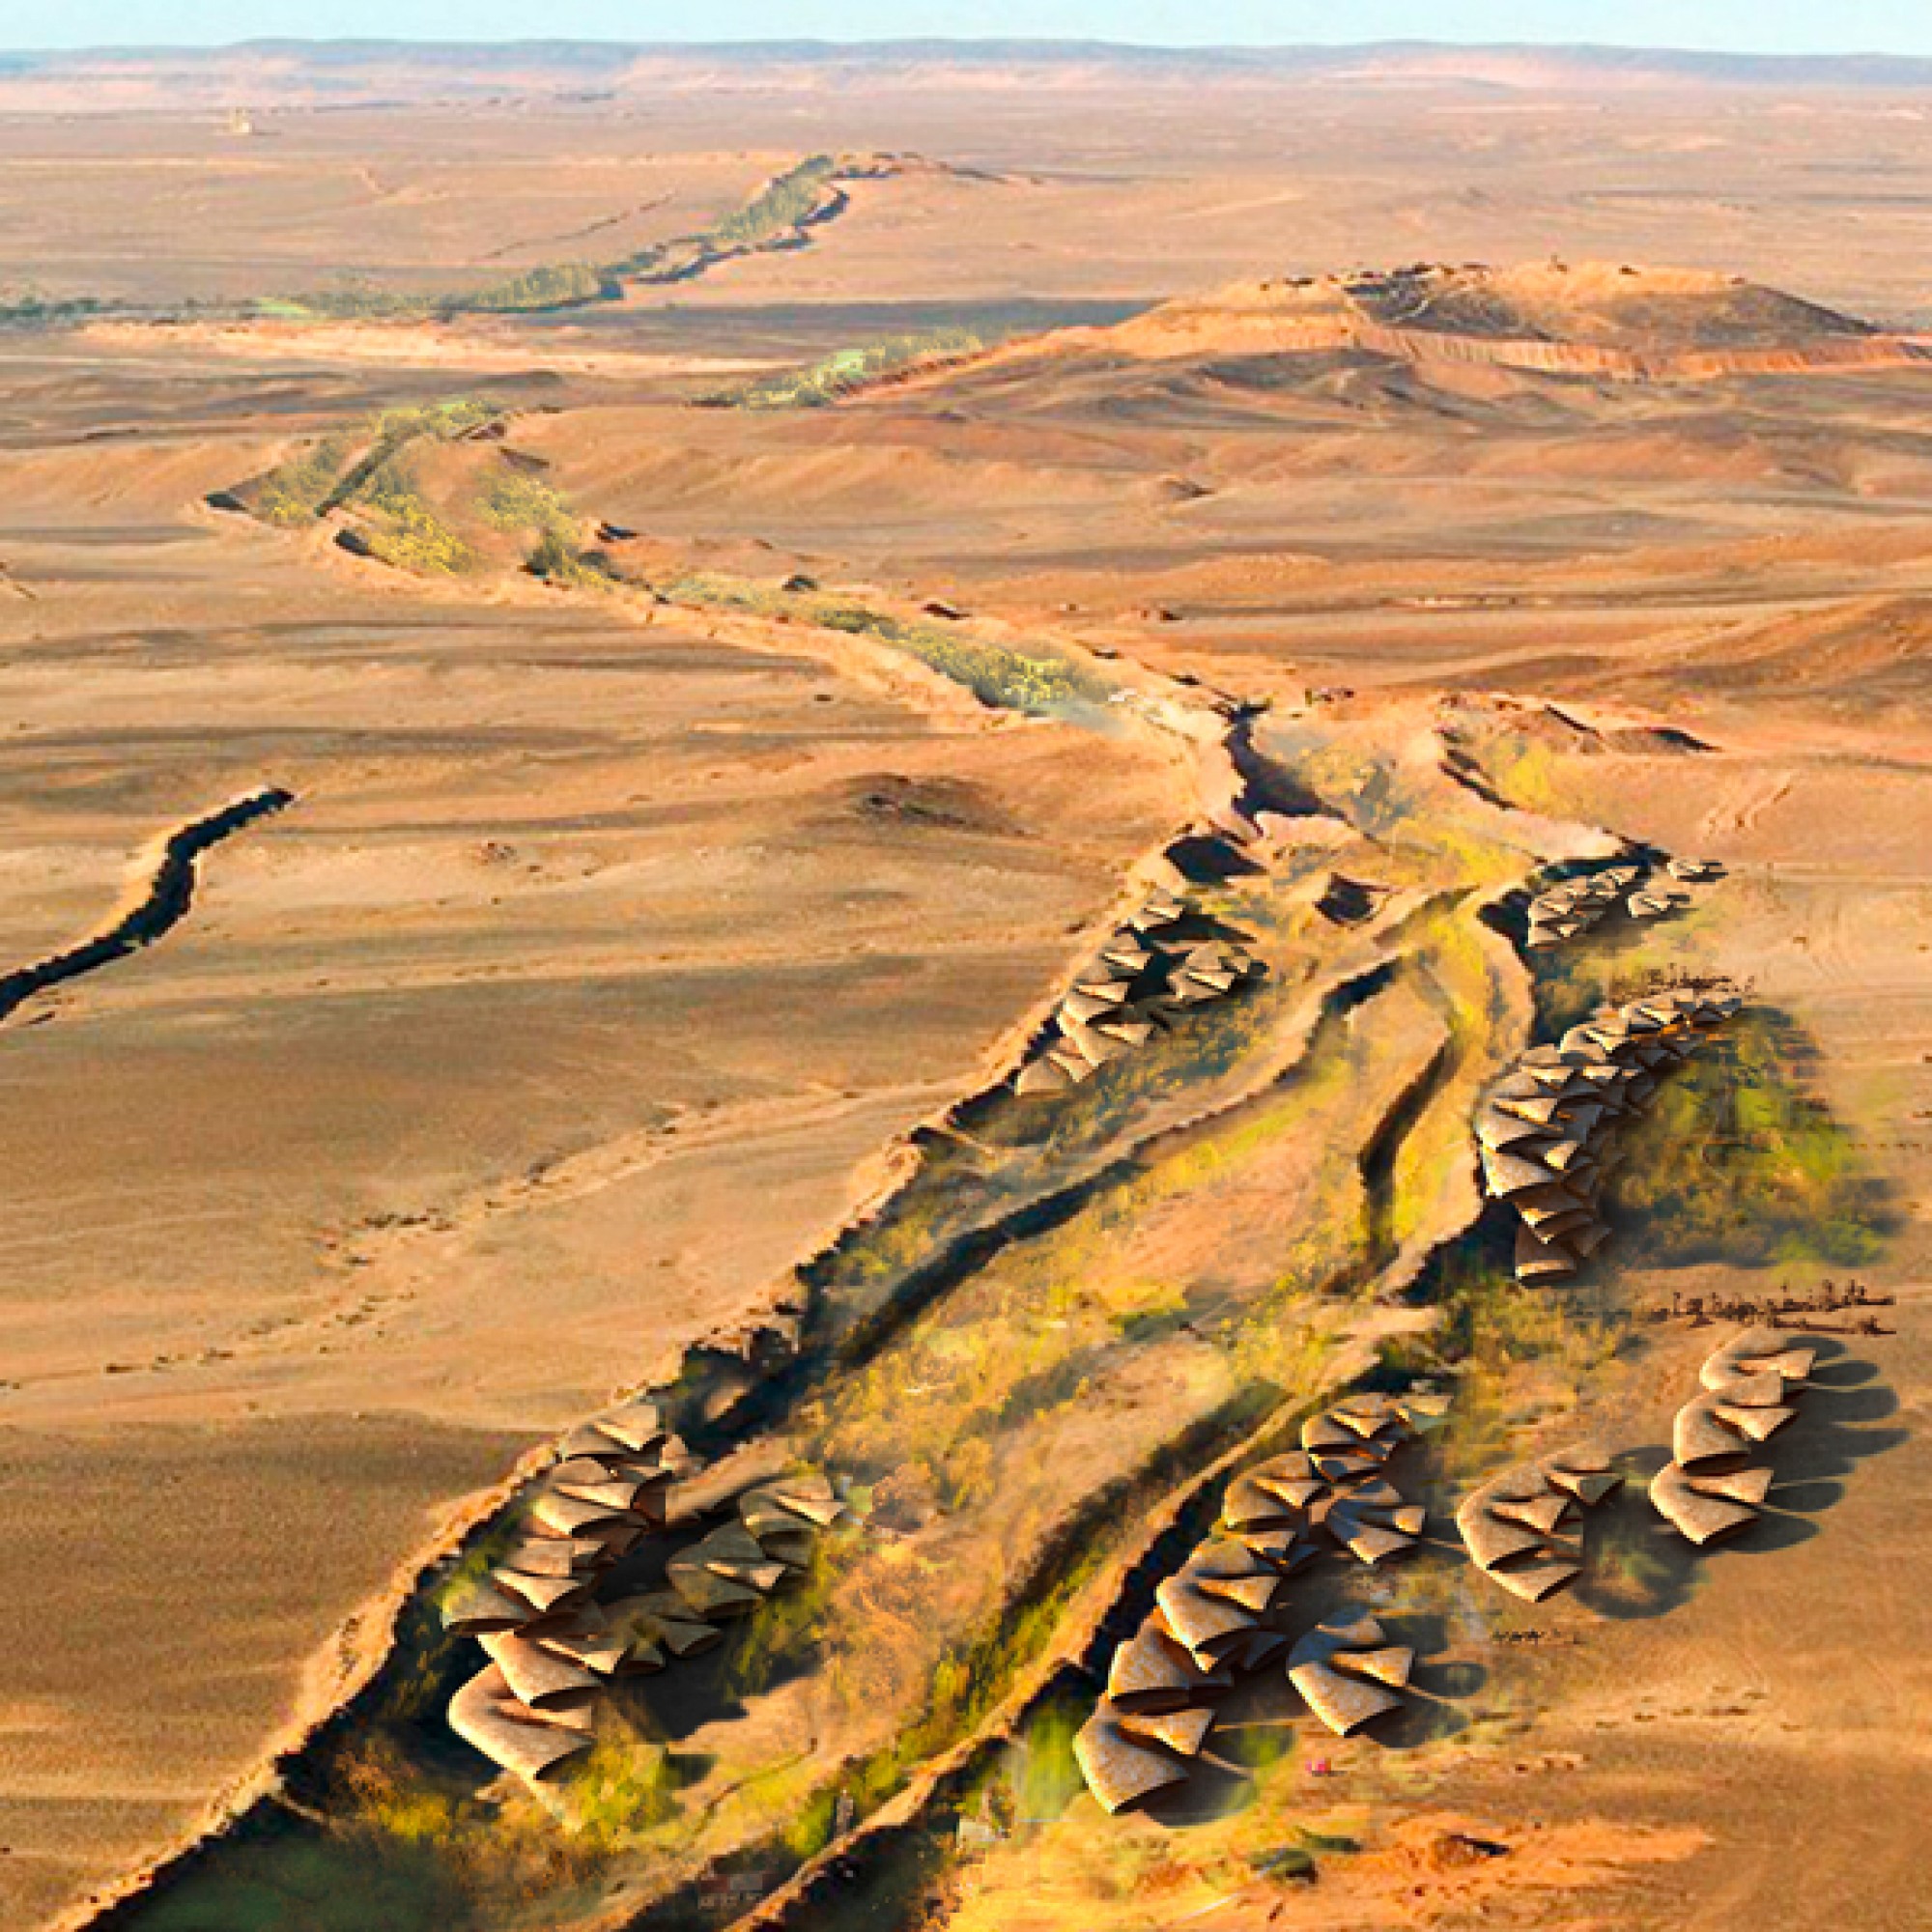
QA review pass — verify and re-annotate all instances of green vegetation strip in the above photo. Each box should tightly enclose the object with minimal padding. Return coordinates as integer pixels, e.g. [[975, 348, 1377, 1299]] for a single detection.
[[272, 153, 871, 324], [700, 327, 987, 411], [667, 574, 1115, 720]]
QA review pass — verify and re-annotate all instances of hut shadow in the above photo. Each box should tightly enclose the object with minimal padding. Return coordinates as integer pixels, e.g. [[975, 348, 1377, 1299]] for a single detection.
[[1377, 1609, 1482, 1751], [1142, 1748, 1266, 1828], [1575, 1347, 1904, 1622]]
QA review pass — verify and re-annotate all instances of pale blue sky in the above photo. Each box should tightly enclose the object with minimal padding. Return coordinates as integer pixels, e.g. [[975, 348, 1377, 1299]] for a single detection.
[[6, 3, 1932, 58]]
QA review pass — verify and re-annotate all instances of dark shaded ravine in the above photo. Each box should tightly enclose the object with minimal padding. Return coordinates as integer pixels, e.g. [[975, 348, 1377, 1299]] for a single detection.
[[721, 1002, 1484, 1932], [0, 786, 293, 1029], [88, 948, 1419, 1932]]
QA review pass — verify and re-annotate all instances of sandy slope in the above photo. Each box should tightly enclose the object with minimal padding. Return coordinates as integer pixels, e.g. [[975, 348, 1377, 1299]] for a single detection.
[[0, 67, 1924, 1932], [0, 438, 1180, 1926]]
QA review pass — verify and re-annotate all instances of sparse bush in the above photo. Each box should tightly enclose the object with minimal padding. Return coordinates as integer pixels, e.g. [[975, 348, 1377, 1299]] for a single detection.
[[706, 327, 985, 410], [1614, 1009, 1889, 1265], [480, 470, 575, 535], [248, 431, 355, 526], [361, 463, 473, 574], [715, 155, 842, 247]]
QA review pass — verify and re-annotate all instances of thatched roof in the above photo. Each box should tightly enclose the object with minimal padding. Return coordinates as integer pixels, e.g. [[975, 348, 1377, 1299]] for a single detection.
[[1222, 1472, 1301, 1532], [739, 1488, 818, 1536], [554, 1471, 658, 1513], [1015, 1059, 1074, 1096], [1701, 1329, 1814, 1390], [1652, 1460, 1758, 1545], [1325, 1516, 1415, 1567], [1686, 1465, 1774, 1506], [1512, 1233, 1577, 1284], [531, 1490, 636, 1539], [558, 1421, 630, 1462], [765, 1471, 845, 1525], [1286, 1613, 1385, 1669], [503, 1535, 607, 1579], [1063, 1022, 1127, 1068], [1547, 1469, 1616, 1507], [1456, 1500, 1547, 1572], [1060, 989, 1120, 1025], [1290, 1659, 1403, 1736], [1673, 1396, 1753, 1470], [605, 1592, 721, 1658], [1193, 1569, 1278, 1613], [1117, 1705, 1216, 1757], [599, 1401, 668, 1456], [1477, 1109, 1554, 1152], [493, 1567, 594, 1618], [535, 1621, 633, 1677], [1073, 1709, 1190, 1812], [1337, 1645, 1414, 1689], [1108, 1620, 1231, 1713], [1484, 1553, 1582, 1603], [441, 1578, 529, 1636], [1713, 1400, 1797, 1442], [1515, 1184, 1588, 1232], [481, 1630, 601, 1711], [1321, 1475, 1400, 1511], [1492, 1492, 1572, 1536], [666, 1562, 763, 1618], [449, 1664, 591, 1783], [1301, 1413, 1358, 1451], [1182, 965, 1238, 993], [1154, 1577, 1256, 1661], [1236, 1528, 1314, 1572], [1702, 1370, 1791, 1409]]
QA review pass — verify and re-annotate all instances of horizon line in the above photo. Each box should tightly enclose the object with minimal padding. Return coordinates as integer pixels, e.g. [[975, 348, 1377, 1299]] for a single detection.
[[3, 36, 1930, 64]]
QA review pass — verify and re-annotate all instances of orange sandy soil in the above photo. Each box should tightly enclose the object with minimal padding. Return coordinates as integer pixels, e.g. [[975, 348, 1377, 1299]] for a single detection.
[[0, 431, 1179, 1927], [5, 70, 1929, 324], [0, 60, 1924, 1932]]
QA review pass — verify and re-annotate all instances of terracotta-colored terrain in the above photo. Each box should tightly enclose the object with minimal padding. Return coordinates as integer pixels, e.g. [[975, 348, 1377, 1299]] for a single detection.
[[0, 42, 1922, 1932]]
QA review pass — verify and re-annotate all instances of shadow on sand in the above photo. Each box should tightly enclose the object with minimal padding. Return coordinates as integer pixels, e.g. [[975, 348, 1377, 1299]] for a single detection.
[[1576, 1341, 1905, 1622]]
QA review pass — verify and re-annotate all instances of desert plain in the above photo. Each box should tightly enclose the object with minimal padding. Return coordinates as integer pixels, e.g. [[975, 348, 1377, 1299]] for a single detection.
[[0, 40, 1924, 1932]]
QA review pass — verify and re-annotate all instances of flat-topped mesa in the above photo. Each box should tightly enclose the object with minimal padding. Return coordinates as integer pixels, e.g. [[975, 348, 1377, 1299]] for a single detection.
[[1014, 890, 1264, 1096], [1652, 1328, 1814, 1545], [1456, 1444, 1623, 1604], [440, 1406, 846, 1788], [1018, 263, 1923, 384], [1076, 1387, 1448, 1814], [1476, 982, 1743, 1284]]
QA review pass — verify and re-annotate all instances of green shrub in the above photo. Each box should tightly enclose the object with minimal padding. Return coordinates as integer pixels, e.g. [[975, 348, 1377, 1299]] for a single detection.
[[705, 327, 985, 411], [360, 462, 473, 575], [480, 470, 575, 534], [1613, 1009, 1889, 1265]]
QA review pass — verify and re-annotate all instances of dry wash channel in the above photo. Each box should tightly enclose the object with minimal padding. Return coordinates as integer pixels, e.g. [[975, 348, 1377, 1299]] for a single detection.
[[0, 787, 293, 1029]]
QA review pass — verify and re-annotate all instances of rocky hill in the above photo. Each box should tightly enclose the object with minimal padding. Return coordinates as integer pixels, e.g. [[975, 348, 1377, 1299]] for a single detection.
[[963, 262, 1928, 384]]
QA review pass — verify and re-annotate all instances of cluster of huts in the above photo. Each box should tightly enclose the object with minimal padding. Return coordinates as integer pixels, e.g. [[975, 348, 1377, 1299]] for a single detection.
[[440, 1400, 845, 1786], [1476, 984, 1744, 1285], [1523, 856, 1723, 952], [1652, 1326, 1812, 1545], [1015, 890, 1260, 1096], [1072, 1388, 1447, 1813], [1454, 1446, 1622, 1604]]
